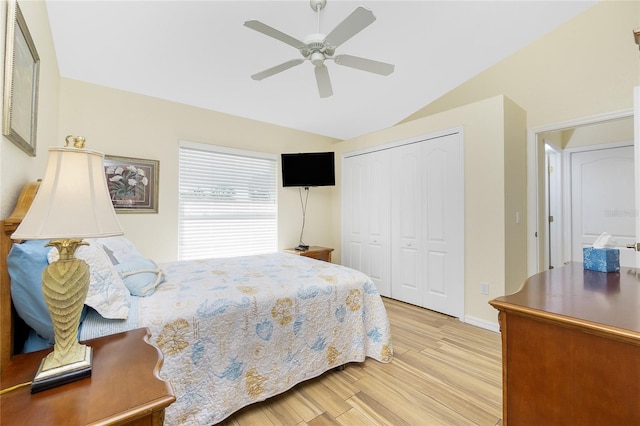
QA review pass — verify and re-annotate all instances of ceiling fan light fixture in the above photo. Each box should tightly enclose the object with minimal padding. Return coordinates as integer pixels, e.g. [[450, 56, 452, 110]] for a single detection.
[[311, 51, 325, 67]]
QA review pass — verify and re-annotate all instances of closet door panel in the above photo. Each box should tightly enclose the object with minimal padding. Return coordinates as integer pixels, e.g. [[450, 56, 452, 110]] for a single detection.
[[426, 251, 446, 295], [391, 144, 422, 305], [424, 146, 448, 302], [365, 151, 391, 296], [422, 134, 464, 318], [342, 156, 366, 271], [342, 152, 391, 297], [347, 241, 364, 272]]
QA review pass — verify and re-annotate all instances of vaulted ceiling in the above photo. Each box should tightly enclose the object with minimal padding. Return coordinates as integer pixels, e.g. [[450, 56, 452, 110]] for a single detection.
[[46, 1, 596, 140]]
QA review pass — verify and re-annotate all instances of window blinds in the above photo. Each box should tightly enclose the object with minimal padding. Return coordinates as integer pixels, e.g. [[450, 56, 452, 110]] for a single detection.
[[178, 141, 278, 260]]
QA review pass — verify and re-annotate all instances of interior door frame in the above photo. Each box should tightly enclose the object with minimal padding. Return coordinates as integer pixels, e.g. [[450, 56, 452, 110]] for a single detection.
[[635, 87, 640, 267], [527, 108, 634, 276]]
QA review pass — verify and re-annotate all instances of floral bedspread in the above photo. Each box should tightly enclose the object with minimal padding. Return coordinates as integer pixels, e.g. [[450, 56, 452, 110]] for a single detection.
[[81, 252, 393, 425]]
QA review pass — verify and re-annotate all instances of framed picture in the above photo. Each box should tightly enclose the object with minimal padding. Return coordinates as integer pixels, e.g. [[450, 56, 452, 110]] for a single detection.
[[104, 155, 159, 213], [3, 0, 40, 157]]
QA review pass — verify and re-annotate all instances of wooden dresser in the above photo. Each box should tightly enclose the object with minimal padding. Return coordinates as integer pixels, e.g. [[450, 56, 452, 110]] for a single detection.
[[1, 328, 175, 425], [489, 263, 640, 425], [284, 246, 334, 263]]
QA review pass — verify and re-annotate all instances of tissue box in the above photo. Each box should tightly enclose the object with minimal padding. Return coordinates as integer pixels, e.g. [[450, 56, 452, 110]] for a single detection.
[[583, 247, 620, 272]]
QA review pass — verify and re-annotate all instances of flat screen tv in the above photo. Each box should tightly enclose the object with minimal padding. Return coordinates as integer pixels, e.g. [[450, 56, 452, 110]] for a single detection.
[[281, 152, 335, 187]]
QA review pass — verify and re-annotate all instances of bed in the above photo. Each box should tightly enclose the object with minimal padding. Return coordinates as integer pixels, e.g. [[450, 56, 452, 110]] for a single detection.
[[0, 181, 393, 425]]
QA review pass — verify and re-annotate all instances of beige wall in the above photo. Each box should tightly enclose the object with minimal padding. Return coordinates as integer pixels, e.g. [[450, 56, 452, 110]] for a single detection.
[[562, 117, 634, 149], [503, 97, 528, 296], [401, 0, 640, 129], [333, 95, 526, 326], [57, 79, 338, 262], [1, 1, 59, 220]]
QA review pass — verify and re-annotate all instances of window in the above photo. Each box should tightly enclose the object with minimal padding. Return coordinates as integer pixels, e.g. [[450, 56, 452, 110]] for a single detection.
[[178, 141, 277, 260]]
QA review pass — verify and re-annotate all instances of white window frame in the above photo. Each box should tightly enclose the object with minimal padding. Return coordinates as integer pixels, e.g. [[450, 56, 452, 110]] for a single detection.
[[178, 140, 278, 260]]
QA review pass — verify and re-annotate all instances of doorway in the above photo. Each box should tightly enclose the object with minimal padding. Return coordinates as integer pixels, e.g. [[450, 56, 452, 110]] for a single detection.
[[527, 111, 635, 275], [545, 143, 563, 269]]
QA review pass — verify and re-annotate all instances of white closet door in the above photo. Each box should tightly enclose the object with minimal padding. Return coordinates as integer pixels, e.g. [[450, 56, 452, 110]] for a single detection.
[[391, 142, 423, 304], [364, 150, 391, 296], [342, 155, 366, 272], [343, 129, 464, 318], [421, 134, 464, 318], [342, 153, 391, 296]]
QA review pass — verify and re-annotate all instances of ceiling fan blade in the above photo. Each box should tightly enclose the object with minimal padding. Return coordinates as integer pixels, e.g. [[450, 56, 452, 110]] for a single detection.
[[244, 20, 306, 49], [334, 54, 394, 76], [324, 7, 375, 48], [314, 65, 333, 98], [251, 59, 305, 81]]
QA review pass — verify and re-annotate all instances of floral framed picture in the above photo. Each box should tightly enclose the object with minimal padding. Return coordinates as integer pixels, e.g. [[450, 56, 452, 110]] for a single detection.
[[104, 155, 159, 213], [3, 0, 40, 157]]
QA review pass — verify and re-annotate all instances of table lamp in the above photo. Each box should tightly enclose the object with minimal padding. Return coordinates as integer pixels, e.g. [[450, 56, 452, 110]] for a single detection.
[[11, 135, 123, 393]]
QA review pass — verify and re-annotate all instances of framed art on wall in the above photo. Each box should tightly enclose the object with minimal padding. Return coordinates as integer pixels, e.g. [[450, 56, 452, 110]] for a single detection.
[[2, 0, 40, 157], [104, 155, 159, 213]]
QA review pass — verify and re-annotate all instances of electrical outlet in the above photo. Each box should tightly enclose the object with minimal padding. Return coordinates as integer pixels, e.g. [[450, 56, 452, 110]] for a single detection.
[[480, 282, 490, 295]]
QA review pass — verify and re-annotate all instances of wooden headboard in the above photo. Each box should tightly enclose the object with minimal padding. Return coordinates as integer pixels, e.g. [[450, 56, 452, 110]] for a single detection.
[[1, 181, 40, 374]]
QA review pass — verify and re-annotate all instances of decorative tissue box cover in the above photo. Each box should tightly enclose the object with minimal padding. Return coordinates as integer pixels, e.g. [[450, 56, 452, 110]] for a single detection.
[[583, 247, 620, 272]]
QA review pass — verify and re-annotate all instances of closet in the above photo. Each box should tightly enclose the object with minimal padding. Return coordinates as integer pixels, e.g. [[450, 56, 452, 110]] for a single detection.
[[342, 130, 464, 318]]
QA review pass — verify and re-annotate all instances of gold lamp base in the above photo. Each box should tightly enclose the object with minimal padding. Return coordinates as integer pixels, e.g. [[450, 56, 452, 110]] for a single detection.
[[31, 239, 92, 393], [31, 345, 92, 393]]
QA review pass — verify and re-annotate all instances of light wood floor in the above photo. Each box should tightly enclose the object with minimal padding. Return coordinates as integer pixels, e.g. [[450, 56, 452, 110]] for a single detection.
[[219, 297, 503, 426]]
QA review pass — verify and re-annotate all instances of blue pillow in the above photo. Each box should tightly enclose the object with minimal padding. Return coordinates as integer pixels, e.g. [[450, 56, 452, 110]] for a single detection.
[[116, 256, 165, 297], [22, 328, 53, 353], [8, 240, 55, 344], [8, 240, 88, 346]]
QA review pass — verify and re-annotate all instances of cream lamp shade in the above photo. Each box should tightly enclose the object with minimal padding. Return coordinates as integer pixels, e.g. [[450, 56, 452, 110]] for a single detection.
[[12, 146, 123, 240], [10, 142, 124, 393]]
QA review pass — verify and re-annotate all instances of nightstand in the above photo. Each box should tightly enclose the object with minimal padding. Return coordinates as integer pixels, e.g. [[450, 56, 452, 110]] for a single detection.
[[1, 328, 175, 426], [284, 246, 334, 263]]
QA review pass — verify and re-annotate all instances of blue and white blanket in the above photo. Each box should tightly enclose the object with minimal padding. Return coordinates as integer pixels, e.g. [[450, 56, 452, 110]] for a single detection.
[[81, 252, 393, 425]]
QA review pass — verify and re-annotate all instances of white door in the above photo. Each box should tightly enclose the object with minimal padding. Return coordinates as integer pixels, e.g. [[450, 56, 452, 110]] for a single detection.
[[420, 135, 464, 318], [342, 152, 391, 296], [390, 132, 464, 317], [342, 155, 366, 273], [391, 142, 423, 304], [571, 145, 636, 266], [364, 150, 391, 296]]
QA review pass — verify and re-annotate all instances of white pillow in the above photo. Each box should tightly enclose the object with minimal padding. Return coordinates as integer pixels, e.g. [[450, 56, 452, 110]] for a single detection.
[[95, 236, 143, 265], [48, 241, 130, 319], [93, 236, 165, 296]]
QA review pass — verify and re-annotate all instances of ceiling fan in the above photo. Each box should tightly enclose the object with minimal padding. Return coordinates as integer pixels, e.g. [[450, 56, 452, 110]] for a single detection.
[[244, 0, 394, 98]]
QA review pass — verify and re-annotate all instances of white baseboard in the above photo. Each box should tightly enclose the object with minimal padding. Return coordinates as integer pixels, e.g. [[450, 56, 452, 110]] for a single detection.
[[464, 315, 500, 333]]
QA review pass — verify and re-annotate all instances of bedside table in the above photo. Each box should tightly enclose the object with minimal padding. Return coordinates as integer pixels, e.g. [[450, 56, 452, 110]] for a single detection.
[[284, 246, 334, 263], [1, 328, 175, 426]]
